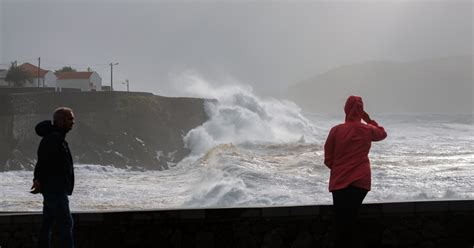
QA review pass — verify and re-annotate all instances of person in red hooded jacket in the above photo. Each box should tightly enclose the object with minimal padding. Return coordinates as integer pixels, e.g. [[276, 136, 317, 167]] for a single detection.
[[324, 95, 387, 248]]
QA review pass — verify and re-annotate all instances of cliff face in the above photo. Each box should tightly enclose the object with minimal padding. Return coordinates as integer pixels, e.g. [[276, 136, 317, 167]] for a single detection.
[[0, 91, 209, 171]]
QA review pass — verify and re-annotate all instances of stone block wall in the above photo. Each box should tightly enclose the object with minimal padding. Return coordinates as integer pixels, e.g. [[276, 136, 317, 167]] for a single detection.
[[0, 200, 473, 248]]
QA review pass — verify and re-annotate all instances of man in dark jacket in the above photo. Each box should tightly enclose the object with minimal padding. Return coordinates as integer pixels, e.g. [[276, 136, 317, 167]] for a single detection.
[[31, 107, 75, 248]]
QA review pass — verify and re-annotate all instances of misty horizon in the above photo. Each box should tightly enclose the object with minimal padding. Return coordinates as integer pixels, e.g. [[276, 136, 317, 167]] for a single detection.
[[0, 0, 472, 113]]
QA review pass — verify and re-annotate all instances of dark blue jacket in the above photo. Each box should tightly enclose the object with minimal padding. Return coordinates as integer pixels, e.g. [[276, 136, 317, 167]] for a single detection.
[[33, 120, 75, 195]]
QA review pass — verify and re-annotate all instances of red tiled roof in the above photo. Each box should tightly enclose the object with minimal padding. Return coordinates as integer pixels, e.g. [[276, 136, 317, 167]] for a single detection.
[[55, 71, 93, 80], [19, 63, 49, 78]]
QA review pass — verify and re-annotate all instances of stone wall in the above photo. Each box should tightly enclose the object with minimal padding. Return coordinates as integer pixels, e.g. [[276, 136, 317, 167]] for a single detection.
[[0, 200, 472, 248], [0, 91, 209, 171], [0, 87, 80, 95]]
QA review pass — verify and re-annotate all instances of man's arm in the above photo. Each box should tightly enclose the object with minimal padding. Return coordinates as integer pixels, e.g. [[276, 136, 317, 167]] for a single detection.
[[367, 120, 387, 141], [31, 139, 45, 194], [324, 127, 336, 169], [32, 137, 50, 194], [31, 134, 62, 193], [33, 138, 50, 183], [362, 111, 387, 141]]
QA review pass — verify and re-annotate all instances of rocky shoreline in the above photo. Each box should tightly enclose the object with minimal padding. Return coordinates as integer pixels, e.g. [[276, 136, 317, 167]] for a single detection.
[[0, 91, 209, 171]]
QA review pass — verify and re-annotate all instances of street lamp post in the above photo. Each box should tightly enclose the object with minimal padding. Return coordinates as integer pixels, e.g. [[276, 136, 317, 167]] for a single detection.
[[122, 79, 130, 92], [110, 62, 119, 91], [37, 57, 41, 87]]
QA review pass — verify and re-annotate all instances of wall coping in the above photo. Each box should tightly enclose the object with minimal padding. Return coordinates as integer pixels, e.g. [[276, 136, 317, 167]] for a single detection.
[[1, 200, 472, 218]]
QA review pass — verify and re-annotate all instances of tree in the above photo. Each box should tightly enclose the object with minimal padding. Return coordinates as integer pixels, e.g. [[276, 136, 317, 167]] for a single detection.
[[55, 66, 77, 73], [5, 63, 31, 87]]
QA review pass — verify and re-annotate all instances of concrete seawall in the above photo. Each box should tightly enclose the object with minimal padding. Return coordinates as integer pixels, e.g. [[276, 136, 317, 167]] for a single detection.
[[1, 200, 473, 248]]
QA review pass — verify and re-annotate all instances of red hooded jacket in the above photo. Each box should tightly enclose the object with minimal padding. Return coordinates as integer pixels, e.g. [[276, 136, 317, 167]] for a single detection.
[[324, 96, 387, 192]]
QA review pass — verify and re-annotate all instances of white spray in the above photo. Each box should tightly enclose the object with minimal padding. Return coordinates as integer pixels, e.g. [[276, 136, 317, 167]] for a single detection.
[[172, 72, 319, 158]]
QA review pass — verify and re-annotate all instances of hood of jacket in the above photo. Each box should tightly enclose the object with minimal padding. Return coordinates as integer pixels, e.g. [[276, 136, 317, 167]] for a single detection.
[[35, 120, 66, 138], [344, 95, 364, 122]]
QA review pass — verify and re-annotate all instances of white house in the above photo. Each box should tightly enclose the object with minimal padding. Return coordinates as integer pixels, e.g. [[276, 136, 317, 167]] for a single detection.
[[19, 63, 57, 87], [55, 71, 102, 91]]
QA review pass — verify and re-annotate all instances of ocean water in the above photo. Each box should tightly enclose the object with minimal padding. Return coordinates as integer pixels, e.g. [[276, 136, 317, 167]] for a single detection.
[[1, 76, 473, 211]]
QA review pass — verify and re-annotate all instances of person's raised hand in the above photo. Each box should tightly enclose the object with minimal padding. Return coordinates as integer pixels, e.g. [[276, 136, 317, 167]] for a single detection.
[[361, 111, 371, 123]]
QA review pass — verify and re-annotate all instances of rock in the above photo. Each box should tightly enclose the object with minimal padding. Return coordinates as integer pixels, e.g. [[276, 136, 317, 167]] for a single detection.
[[0, 92, 209, 171]]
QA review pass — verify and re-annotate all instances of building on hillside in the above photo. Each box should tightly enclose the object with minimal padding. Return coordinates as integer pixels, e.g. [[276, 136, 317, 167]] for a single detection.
[[19, 63, 57, 87], [55, 71, 102, 91], [0, 70, 8, 86]]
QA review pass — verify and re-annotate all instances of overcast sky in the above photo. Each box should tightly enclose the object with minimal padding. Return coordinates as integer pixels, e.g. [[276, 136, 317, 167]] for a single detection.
[[1, 0, 472, 96]]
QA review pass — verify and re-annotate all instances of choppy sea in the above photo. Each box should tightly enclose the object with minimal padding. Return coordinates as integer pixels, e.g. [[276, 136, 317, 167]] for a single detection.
[[1, 77, 472, 211]]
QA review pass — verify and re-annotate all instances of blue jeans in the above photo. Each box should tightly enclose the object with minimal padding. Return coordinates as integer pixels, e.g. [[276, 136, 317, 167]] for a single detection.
[[39, 193, 74, 248]]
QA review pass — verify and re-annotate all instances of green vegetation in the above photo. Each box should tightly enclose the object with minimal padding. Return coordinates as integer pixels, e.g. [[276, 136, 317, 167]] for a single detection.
[[55, 66, 77, 73], [5, 63, 31, 87]]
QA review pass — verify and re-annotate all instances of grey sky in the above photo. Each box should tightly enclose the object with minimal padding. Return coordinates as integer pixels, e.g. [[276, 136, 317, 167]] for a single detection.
[[0, 0, 3, 63], [1, 0, 472, 96]]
